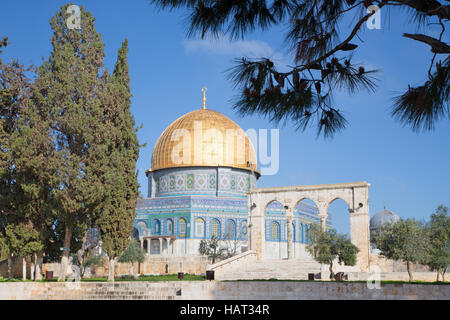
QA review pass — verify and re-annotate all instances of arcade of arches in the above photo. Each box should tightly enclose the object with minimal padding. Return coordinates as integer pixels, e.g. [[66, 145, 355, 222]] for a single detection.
[[248, 181, 370, 271]]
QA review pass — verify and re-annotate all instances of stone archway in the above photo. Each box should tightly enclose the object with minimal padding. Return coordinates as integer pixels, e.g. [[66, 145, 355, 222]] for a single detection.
[[247, 181, 370, 271]]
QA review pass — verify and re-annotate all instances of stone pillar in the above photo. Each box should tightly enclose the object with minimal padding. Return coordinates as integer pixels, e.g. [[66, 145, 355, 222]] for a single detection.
[[166, 238, 171, 255], [286, 208, 294, 260], [140, 238, 143, 249], [159, 238, 162, 255], [22, 257, 27, 280], [146, 239, 150, 255], [249, 197, 265, 260], [350, 212, 370, 271], [317, 201, 328, 231], [319, 215, 327, 231]]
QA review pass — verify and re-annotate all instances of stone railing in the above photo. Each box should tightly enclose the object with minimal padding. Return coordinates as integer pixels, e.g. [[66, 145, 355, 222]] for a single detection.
[[206, 250, 257, 275]]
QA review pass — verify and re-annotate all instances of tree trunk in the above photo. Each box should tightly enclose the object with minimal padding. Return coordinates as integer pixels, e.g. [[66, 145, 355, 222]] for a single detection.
[[406, 261, 413, 282], [441, 270, 445, 282], [436, 270, 440, 282], [329, 262, 334, 280], [108, 257, 116, 282], [7, 254, 13, 280], [34, 252, 43, 281], [22, 257, 27, 280], [58, 226, 72, 281], [30, 261, 35, 281]]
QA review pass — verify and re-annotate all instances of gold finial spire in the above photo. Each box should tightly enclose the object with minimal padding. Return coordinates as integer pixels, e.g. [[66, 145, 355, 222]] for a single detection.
[[202, 87, 207, 109]]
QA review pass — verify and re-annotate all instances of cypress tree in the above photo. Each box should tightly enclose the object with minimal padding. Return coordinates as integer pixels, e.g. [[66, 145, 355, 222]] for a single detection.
[[0, 54, 40, 278], [9, 82, 61, 280], [34, 4, 107, 281], [92, 39, 141, 281]]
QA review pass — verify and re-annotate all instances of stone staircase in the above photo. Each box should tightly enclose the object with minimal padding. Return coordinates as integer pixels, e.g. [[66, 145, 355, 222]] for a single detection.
[[208, 251, 322, 280]]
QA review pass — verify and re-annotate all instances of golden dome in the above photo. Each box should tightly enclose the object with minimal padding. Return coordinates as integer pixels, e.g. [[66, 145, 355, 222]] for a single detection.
[[149, 108, 259, 176]]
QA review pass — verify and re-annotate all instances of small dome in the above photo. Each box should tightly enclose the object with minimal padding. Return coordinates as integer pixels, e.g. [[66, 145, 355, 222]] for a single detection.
[[370, 209, 400, 230]]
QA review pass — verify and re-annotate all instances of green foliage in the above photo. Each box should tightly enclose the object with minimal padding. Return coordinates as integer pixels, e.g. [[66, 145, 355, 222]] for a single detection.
[[199, 236, 226, 264], [29, 5, 109, 278], [92, 38, 141, 269], [151, 0, 449, 137], [3, 222, 43, 257], [118, 239, 145, 264], [424, 205, 450, 280], [372, 219, 429, 264], [81, 253, 106, 268], [0, 43, 49, 266], [1, 6, 140, 281], [371, 218, 430, 281], [307, 224, 358, 278]]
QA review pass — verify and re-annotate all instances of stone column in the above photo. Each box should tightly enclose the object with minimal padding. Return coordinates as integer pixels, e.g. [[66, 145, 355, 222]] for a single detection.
[[22, 257, 27, 280], [286, 208, 294, 260], [140, 238, 144, 249], [146, 239, 150, 255], [319, 215, 327, 231], [249, 197, 265, 260], [166, 238, 171, 255], [159, 238, 162, 255], [317, 201, 328, 231], [350, 212, 370, 271]]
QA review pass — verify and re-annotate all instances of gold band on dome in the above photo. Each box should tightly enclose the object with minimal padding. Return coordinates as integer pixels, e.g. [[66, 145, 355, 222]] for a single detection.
[[149, 108, 259, 176]]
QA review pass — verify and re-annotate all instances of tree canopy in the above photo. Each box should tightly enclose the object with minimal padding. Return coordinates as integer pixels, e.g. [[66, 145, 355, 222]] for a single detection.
[[199, 236, 227, 264], [306, 224, 358, 279], [371, 218, 430, 281], [424, 205, 450, 281], [1, 5, 141, 282], [151, 0, 449, 137]]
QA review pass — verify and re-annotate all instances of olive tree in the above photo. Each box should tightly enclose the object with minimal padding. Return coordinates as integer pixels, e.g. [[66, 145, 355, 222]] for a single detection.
[[307, 224, 358, 279], [371, 218, 430, 281]]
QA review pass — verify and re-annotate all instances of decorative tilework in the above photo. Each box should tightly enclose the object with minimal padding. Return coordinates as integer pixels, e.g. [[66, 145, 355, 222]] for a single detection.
[[230, 175, 236, 190], [237, 176, 245, 192], [169, 175, 175, 190], [175, 174, 185, 190], [186, 174, 194, 189], [208, 174, 216, 189], [220, 174, 230, 190], [195, 174, 207, 190]]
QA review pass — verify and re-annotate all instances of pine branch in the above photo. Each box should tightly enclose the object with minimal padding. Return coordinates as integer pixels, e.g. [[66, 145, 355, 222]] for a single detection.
[[403, 33, 450, 54]]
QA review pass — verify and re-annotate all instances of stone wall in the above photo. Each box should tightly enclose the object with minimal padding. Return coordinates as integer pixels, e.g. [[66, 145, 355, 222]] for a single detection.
[[369, 254, 430, 273], [0, 281, 448, 300], [0, 255, 209, 279]]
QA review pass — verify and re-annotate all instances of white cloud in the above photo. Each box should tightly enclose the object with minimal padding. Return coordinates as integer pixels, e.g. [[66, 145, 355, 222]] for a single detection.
[[183, 33, 287, 66]]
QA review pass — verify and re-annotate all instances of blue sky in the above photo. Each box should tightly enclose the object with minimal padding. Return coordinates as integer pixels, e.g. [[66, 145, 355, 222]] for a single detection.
[[1, 1, 449, 235]]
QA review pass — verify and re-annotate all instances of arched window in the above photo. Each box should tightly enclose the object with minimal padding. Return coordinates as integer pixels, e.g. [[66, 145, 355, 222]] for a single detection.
[[179, 218, 187, 238], [195, 218, 205, 238], [300, 223, 304, 243], [241, 220, 248, 239], [291, 222, 295, 242], [305, 224, 310, 244], [271, 221, 280, 241], [211, 219, 221, 238], [166, 219, 173, 235], [225, 220, 236, 240], [154, 219, 161, 235]]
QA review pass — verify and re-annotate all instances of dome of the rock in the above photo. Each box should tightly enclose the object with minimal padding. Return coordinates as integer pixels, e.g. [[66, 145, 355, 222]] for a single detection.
[[149, 108, 258, 175]]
